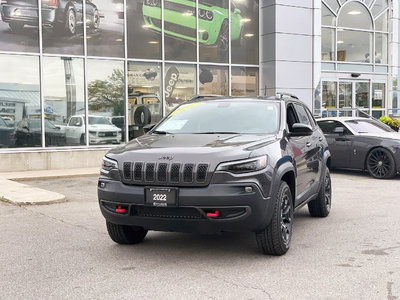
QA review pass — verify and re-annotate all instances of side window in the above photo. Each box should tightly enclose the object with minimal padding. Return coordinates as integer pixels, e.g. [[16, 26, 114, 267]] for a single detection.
[[304, 106, 317, 127], [286, 104, 298, 132], [317, 120, 346, 134], [294, 104, 312, 126]]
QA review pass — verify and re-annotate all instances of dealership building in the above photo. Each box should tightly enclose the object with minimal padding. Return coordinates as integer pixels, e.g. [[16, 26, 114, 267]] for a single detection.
[[0, 0, 399, 171]]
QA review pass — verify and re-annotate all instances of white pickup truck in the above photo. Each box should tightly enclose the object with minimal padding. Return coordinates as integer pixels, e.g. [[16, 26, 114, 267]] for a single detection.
[[66, 115, 122, 145]]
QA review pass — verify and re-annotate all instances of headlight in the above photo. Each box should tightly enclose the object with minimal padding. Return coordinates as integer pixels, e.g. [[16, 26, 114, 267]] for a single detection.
[[198, 8, 213, 21], [89, 131, 96, 136], [101, 156, 120, 181], [216, 156, 268, 174]]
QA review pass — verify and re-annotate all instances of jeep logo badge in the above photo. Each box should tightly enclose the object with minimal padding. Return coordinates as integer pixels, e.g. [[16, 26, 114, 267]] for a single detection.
[[159, 155, 174, 161]]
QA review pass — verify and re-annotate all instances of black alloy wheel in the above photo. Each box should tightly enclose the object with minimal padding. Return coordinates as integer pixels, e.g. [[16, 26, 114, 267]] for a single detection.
[[366, 148, 396, 179], [256, 181, 293, 256], [308, 168, 332, 218], [217, 19, 229, 51]]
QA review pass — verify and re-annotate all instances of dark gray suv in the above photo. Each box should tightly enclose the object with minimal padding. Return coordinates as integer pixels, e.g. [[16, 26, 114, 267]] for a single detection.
[[98, 95, 332, 256]]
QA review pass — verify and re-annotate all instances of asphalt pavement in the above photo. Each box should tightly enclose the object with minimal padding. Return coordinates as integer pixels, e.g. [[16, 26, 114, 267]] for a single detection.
[[0, 171, 399, 299]]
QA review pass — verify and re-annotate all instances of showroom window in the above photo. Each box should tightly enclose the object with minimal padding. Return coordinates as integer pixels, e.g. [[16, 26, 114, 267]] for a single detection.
[[0, 54, 40, 148], [0, 0, 259, 150], [321, 0, 389, 72]]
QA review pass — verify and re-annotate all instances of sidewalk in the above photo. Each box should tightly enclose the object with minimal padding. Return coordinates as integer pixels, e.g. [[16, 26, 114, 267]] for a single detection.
[[0, 167, 99, 205]]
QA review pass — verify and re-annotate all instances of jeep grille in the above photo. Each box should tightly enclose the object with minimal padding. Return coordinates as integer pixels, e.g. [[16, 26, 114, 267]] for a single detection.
[[122, 162, 210, 186]]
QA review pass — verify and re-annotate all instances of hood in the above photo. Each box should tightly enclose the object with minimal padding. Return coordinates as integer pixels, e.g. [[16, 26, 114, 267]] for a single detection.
[[107, 133, 278, 165], [359, 132, 400, 141], [89, 124, 120, 132]]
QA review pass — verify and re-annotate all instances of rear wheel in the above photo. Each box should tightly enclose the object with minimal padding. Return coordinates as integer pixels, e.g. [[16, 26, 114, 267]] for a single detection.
[[106, 221, 148, 245], [65, 8, 76, 35], [255, 181, 293, 256], [89, 9, 100, 29], [366, 147, 396, 179], [308, 168, 331, 217]]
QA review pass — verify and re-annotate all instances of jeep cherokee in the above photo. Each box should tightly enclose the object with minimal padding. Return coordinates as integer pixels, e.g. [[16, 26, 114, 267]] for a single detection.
[[98, 95, 332, 256]]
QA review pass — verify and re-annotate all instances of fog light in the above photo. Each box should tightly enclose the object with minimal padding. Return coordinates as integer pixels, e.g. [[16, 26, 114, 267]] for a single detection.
[[245, 186, 253, 193]]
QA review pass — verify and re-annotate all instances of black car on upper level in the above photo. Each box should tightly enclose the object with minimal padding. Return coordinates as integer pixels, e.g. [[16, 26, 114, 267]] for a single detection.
[[98, 94, 332, 256], [1, 0, 99, 35], [317, 117, 400, 179], [14, 118, 65, 147], [0, 117, 14, 147]]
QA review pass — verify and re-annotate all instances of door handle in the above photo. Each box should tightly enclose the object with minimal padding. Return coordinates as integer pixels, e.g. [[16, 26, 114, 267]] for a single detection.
[[306, 142, 312, 147]]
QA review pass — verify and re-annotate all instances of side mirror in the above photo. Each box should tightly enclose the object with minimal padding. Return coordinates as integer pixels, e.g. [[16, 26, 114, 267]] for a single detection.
[[143, 124, 155, 133], [333, 127, 345, 135], [290, 123, 313, 136]]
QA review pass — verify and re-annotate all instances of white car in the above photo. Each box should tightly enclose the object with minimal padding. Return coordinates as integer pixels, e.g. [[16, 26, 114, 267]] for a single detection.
[[66, 115, 122, 145]]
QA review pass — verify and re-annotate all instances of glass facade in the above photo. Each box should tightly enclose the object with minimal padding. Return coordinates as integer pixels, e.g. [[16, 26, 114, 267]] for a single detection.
[[319, 0, 391, 117], [0, 0, 259, 149]]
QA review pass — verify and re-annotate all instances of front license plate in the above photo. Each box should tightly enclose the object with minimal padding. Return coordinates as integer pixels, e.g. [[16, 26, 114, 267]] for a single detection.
[[145, 187, 177, 207]]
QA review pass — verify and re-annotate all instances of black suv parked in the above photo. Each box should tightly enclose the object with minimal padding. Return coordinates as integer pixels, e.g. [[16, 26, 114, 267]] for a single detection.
[[98, 95, 332, 255]]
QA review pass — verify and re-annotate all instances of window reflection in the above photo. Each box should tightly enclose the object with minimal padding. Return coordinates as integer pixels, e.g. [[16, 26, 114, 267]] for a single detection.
[[375, 33, 388, 64], [322, 81, 337, 108], [165, 64, 196, 114], [231, 67, 259, 96], [0, 0, 40, 53], [87, 0, 125, 58], [127, 0, 161, 59], [43, 57, 85, 146], [198, 0, 228, 63], [127, 62, 162, 140], [165, 0, 196, 61], [0, 54, 40, 148], [199, 65, 228, 96], [322, 28, 335, 61], [87, 59, 125, 145], [321, 3, 336, 26], [372, 83, 385, 108], [338, 2, 372, 30], [337, 30, 372, 63], [231, 0, 259, 65]]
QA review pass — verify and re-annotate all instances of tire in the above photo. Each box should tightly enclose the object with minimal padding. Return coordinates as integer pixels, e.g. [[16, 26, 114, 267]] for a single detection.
[[9, 23, 24, 32], [134, 106, 151, 126], [80, 134, 85, 145], [366, 147, 396, 179], [308, 168, 332, 218], [89, 9, 100, 30], [216, 19, 229, 51], [106, 221, 148, 245], [255, 181, 293, 256], [65, 8, 76, 35]]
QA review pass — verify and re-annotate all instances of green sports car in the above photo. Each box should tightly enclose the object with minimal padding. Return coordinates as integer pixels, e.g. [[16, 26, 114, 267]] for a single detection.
[[142, 0, 243, 50]]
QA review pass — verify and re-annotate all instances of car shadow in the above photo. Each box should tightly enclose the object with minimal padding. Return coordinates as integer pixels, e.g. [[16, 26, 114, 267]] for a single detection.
[[330, 169, 400, 179]]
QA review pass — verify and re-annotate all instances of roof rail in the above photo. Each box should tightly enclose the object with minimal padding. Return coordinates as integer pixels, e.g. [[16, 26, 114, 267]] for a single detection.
[[276, 92, 299, 100], [188, 94, 225, 101]]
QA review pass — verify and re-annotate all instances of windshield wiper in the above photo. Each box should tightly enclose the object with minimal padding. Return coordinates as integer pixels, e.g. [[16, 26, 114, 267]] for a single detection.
[[152, 130, 172, 135], [194, 131, 240, 134]]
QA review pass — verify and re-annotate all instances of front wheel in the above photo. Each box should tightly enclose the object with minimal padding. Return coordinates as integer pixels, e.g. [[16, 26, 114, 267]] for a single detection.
[[255, 181, 293, 256], [106, 221, 148, 245], [366, 147, 396, 179], [65, 8, 76, 35], [308, 168, 332, 217], [216, 19, 229, 51], [89, 9, 100, 29]]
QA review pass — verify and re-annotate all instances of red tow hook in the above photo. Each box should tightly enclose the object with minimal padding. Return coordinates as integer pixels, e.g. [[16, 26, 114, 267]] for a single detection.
[[115, 205, 127, 214], [206, 210, 220, 218]]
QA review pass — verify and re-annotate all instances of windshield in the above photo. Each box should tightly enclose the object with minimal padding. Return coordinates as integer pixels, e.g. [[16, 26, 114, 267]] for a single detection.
[[345, 119, 394, 133], [154, 101, 280, 134], [89, 116, 112, 125]]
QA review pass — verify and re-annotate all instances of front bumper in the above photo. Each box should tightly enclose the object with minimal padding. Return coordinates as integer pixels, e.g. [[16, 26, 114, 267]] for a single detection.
[[98, 179, 274, 234]]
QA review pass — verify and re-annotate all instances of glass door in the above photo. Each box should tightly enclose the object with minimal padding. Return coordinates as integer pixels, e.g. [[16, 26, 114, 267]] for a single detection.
[[339, 82, 352, 116]]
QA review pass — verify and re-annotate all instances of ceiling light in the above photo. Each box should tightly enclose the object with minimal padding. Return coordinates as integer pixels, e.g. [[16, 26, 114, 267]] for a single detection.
[[241, 18, 251, 23], [148, 41, 159, 44], [348, 10, 361, 15], [337, 40, 344, 44], [244, 33, 254, 37], [142, 24, 152, 28]]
